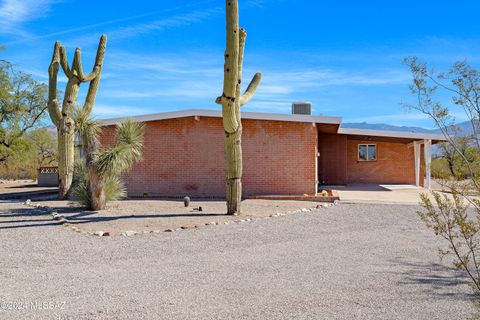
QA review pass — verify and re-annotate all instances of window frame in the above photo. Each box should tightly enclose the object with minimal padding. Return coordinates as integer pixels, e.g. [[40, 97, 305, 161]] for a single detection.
[[357, 144, 377, 162]]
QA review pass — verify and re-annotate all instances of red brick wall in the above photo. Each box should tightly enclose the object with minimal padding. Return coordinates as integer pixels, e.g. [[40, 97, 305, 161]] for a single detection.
[[318, 133, 347, 185], [100, 116, 318, 197], [346, 138, 424, 185]]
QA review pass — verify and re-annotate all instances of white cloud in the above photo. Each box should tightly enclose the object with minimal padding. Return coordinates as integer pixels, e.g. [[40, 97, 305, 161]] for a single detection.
[[61, 7, 221, 49], [92, 104, 152, 118], [0, 0, 58, 35], [109, 8, 220, 40]]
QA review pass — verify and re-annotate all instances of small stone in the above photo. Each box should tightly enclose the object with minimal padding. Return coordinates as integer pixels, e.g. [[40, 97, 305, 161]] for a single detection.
[[301, 208, 309, 212], [245, 218, 251, 221], [25, 199, 31, 205], [183, 196, 190, 207], [164, 229, 174, 232], [123, 230, 137, 236], [94, 231, 106, 237], [334, 200, 339, 205]]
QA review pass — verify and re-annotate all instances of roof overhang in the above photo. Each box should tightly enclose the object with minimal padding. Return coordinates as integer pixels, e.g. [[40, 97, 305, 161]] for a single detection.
[[99, 109, 446, 143], [338, 127, 447, 143], [100, 109, 342, 126]]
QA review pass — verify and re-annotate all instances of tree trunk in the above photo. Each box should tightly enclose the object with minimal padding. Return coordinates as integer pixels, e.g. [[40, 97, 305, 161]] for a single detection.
[[219, 0, 261, 215], [225, 128, 242, 214], [47, 36, 106, 200], [57, 116, 75, 199], [87, 167, 105, 210]]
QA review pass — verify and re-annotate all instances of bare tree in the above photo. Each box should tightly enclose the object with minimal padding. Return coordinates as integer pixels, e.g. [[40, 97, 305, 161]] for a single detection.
[[405, 57, 480, 293]]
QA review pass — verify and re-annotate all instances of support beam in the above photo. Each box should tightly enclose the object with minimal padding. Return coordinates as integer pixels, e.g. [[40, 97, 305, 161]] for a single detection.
[[424, 139, 432, 190], [413, 140, 421, 187]]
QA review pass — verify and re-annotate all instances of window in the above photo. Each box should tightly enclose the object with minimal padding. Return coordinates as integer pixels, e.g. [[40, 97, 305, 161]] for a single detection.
[[358, 144, 377, 161]]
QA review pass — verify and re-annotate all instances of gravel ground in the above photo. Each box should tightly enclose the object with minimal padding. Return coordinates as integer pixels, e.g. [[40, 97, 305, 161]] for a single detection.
[[0, 200, 477, 319], [34, 199, 327, 235]]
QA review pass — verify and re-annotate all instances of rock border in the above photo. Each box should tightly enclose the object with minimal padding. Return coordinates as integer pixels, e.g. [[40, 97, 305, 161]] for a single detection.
[[22, 199, 339, 237]]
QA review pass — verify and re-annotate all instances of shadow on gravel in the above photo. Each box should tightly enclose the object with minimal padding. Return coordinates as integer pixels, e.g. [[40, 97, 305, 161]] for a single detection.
[[391, 259, 477, 301], [0, 204, 228, 229], [0, 206, 75, 230], [62, 212, 227, 225]]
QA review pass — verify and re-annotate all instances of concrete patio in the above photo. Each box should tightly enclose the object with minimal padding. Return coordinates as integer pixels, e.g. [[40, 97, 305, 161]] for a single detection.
[[332, 183, 440, 205]]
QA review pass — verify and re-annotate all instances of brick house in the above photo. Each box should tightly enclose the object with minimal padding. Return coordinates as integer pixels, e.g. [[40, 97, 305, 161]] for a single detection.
[[100, 109, 445, 198]]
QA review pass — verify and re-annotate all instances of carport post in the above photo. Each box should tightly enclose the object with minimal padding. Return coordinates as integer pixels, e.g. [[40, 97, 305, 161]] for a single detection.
[[424, 139, 432, 190], [413, 140, 421, 187]]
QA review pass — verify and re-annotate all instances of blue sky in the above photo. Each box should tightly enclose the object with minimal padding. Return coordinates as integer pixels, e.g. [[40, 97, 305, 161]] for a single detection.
[[1, 0, 480, 128]]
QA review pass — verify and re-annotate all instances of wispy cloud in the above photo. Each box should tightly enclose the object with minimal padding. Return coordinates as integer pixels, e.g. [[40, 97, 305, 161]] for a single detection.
[[93, 49, 413, 116], [60, 7, 221, 49], [93, 104, 153, 117], [109, 8, 221, 40], [0, 0, 58, 35], [4, 0, 219, 45]]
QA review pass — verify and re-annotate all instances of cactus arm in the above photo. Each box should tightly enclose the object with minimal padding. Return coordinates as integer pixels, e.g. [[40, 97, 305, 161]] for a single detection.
[[71, 48, 83, 78], [216, 73, 262, 106], [83, 35, 107, 114], [81, 66, 100, 82], [71, 48, 101, 82], [237, 28, 246, 93], [48, 99, 61, 126], [240, 72, 262, 106], [59, 45, 74, 79], [94, 35, 107, 67], [48, 42, 61, 126]]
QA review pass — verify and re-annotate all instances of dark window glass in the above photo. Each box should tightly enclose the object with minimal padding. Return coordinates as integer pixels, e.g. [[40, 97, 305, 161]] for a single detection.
[[359, 145, 367, 160], [358, 144, 377, 161], [368, 145, 377, 160]]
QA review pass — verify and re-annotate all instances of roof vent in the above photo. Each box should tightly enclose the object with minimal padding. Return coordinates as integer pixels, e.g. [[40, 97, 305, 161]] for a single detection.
[[292, 101, 312, 115]]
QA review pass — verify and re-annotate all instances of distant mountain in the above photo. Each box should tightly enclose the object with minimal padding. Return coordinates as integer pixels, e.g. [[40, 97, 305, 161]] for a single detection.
[[341, 122, 434, 133], [342, 120, 477, 137], [46, 125, 57, 137]]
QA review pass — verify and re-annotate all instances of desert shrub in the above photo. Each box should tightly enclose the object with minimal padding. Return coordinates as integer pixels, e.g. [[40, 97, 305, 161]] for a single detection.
[[70, 107, 144, 210]]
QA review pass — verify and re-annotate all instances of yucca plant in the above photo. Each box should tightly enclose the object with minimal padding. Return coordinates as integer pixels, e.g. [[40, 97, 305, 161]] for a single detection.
[[71, 107, 144, 210]]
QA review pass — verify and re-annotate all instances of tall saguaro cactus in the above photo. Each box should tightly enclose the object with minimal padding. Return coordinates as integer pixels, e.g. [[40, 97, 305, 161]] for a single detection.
[[216, 0, 261, 215], [48, 35, 107, 199]]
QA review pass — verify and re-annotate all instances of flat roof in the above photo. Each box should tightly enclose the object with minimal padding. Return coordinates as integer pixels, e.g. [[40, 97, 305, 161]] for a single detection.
[[100, 109, 447, 142], [101, 109, 342, 126], [338, 127, 447, 141]]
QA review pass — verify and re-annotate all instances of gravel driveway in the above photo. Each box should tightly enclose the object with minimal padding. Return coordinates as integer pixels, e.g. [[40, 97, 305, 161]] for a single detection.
[[0, 201, 477, 319]]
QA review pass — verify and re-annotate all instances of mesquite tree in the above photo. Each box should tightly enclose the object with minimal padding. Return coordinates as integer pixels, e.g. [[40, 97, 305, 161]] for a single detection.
[[48, 35, 107, 199], [216, 0, 261, 215]]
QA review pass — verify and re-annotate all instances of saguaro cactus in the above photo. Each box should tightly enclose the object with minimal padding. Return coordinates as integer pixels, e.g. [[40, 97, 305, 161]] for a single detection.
[[216, 0, 261, 215], [48, 35, 107, 199]]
